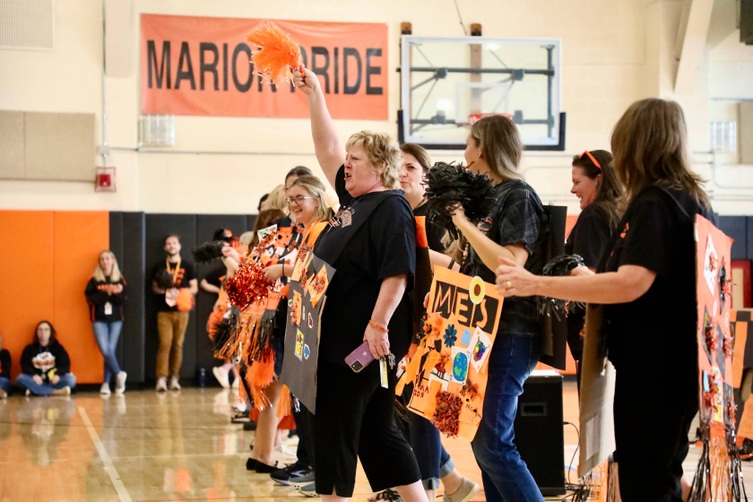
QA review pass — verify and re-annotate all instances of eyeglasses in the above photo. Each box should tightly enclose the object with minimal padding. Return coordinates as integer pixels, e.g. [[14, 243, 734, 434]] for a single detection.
[[579, 150, 602, 170], [286, 196, 313, 206]]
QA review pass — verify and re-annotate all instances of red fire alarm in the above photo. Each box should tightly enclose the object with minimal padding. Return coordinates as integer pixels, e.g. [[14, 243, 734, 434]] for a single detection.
[[95, 166, 116, 192]]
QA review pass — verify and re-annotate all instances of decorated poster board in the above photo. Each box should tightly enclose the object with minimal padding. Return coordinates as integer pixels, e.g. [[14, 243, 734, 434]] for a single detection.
[[279, 253, 335, 414], [578, 304, 616, 477], [732, 310, 753, 441], [401, 266, 503, 440], [689, 215, 740, 501]]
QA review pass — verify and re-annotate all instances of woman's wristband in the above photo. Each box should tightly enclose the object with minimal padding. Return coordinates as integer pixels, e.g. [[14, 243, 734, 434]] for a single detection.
[[368, 319, 389, 333]]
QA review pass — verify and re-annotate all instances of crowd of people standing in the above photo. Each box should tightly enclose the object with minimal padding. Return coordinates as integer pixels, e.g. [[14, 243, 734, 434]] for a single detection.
[[0, 63, 714, 502]]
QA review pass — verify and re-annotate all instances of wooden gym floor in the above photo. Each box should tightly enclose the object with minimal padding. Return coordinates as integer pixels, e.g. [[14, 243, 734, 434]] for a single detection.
[[0, 378, 750, 501]]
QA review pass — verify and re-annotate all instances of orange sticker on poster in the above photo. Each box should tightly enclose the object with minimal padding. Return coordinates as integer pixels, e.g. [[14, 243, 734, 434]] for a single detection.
[[140, 14, 388, 119]]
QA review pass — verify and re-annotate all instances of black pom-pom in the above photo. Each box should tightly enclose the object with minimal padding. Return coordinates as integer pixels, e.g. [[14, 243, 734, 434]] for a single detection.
[[213, 306, 239, 353], [538, 254, 586, 319], [425, 161, 497, 240], [542, 254, 585, 277], [192, 241, 226, 264], [154, 269, 175, 289]]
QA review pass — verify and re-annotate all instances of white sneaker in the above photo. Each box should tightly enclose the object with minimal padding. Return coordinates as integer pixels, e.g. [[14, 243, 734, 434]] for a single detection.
[[115, 371, 127, 394], [156, 377, 167, 392], [213, 366, 230, 388], [169, 376, 181, 391], [100, 383, 111, 395]]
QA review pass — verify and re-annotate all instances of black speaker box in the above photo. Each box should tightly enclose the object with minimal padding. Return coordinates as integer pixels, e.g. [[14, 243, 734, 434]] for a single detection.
[[514, 371, 566, 496]]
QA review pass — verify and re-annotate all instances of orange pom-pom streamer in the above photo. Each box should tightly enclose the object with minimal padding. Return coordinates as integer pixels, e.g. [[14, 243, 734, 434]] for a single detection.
[[246, 21, 302, 85], [176, 288, 195, 311]]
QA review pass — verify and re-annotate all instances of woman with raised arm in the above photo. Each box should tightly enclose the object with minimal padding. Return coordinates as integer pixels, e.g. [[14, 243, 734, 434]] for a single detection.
[[496, 98, 715, 502], [292, 65, 427, 502]]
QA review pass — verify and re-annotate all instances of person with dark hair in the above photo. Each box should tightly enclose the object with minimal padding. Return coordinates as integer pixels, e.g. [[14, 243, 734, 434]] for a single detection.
[[564, 149, 625, 391], [496, 98, 715, 502], [443, 114, 548, 502], [151, 234, 198, 392], [0, 333, 10, 399], [16, 321, 76, 397], [85, 250, 128, 395], [258, 193, 270, 212], [293, 65, 427, 502], [386, 143, 478, 502]]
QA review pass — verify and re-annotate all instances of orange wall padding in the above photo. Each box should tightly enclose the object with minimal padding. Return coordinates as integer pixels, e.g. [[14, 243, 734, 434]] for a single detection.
[[0, 210, 109, 384]]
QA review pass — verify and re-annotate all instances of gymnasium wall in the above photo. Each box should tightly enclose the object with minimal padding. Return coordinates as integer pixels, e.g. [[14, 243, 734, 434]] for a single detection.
[[0, 210, 256, 385], [1, 0, 752, 216]]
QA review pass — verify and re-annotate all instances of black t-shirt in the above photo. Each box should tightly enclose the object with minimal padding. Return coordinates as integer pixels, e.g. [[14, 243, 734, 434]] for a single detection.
[[565, 203, 613, 269], [414, 202, 446, 252], [203, 264, 225, 290], [564, 203, 615, 351], [460, 179, 547, 337], [152, 258, 197, 311], [603, 185, 716, 386], [314, 166, 417, 367]]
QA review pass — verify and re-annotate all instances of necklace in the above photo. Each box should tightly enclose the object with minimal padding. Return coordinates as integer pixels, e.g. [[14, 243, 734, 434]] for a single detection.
[[328, 193, 365, 229]]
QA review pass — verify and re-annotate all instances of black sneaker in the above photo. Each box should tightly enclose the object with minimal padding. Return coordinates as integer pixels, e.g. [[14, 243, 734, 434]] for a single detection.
[[270, 462, 313, 486]]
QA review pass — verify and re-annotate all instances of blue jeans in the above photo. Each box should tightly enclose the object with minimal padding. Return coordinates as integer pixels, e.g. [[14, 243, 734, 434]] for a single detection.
[[406, 397, 452, 489], [16, 373, 77, 396], [0, 376, 10, 393], [93, 320, 123, 383], [471, 333, 543, 502]]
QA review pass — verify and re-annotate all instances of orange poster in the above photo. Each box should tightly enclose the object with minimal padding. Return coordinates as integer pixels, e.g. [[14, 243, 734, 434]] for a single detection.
[[692, 215, 739, 500], [140, 14, 388, 119], [401, 266, 503, 441]]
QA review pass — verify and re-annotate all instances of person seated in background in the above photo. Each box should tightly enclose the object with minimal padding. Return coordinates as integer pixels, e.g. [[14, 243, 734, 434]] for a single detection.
[[0, 333, 11, 399], [16, 321, 76, 397]]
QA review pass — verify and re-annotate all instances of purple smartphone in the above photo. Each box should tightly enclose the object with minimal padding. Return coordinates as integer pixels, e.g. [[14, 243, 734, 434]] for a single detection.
[[345, 340, 375, 373]]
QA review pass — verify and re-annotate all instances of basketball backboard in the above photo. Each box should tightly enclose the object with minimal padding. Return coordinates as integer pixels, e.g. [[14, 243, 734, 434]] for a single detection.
[[399, 35, 564, 150]]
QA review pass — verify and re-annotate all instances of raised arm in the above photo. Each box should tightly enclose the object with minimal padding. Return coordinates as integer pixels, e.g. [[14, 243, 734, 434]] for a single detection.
[[293, 65, 344, 189]]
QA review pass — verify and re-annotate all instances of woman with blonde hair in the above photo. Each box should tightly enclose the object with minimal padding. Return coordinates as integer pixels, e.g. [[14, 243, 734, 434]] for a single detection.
[[85, 250, 128, 395], [293, 65, 427, 502], [496, 98, 715, 501]]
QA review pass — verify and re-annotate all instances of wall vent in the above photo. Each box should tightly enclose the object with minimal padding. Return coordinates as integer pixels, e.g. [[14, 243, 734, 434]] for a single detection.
[[139, 115, 175, 147]]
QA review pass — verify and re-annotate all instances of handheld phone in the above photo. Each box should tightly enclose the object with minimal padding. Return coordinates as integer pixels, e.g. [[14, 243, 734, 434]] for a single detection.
[[345, 341, 375, 373]]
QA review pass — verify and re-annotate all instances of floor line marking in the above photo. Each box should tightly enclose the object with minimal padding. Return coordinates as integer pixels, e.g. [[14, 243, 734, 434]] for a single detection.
[[78, 406, 132, 502]]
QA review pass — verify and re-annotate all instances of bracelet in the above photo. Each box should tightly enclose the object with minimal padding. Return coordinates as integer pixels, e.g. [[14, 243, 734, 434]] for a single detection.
[[448, 259, 456, 270], [282, 263, 286, 276], [368, 319, 389, 333]]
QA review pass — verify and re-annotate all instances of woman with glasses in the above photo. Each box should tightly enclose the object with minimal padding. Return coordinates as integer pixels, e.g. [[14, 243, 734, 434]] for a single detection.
[[293, 65, 427, 502], [564, 150, 624, 391], [496, 98, 715, 501], [240, 175, 334, 476]]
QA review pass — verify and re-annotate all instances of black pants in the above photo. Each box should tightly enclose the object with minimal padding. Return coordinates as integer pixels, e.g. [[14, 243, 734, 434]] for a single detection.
[[312, 361, 421, 497], [613, 371, 697, 502]]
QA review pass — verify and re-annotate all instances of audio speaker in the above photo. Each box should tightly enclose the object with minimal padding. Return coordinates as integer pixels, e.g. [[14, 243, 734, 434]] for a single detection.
[[514, 371, 566, 496]]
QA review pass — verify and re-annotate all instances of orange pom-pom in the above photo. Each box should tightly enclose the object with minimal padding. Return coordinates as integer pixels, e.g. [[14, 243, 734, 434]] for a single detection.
[[246, 21, 302, 85], [176, 288, 195, 312]]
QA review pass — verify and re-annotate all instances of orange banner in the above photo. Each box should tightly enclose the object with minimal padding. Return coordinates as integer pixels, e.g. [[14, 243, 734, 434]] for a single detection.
[[140, 14, 388, 119]]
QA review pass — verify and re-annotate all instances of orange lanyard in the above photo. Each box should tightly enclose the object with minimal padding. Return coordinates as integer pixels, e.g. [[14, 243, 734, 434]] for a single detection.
[[166, 257, 181, 285]]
